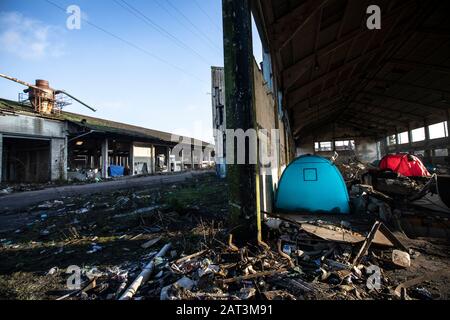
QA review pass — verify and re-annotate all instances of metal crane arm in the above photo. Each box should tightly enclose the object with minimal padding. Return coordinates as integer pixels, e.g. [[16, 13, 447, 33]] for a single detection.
[[55, 90, 97, 112]]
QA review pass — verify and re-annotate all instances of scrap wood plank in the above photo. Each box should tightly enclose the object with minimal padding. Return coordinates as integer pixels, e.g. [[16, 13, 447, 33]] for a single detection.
[[301, 223, 396, 247], [394, 270, 447, 298], [301, 224, 365, 244], [352, 221, 382, 267], [378, 223, 408, 252], [352, 221, 408, 267]]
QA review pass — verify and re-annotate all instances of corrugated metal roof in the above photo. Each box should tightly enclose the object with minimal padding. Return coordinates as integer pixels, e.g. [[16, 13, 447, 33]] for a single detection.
[[0, 98, 210, 147]]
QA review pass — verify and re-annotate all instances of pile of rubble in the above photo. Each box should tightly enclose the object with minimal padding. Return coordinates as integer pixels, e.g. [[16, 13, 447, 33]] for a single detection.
[[47, 214, 443, 301], [1, 173, 448, 300], [337, 161, 368, 183]]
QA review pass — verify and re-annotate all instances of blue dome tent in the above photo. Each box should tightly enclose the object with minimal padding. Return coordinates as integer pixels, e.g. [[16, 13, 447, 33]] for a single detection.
[[275, 155, 350, 214]]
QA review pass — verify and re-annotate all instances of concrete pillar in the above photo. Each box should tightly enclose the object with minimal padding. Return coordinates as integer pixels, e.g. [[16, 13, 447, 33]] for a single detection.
[[129, 143, 135, 176], [394, 128, 399, 154], [50, 138, 67, 181], [166, 147, 171, 172], [0, 133, 2, 182], [181, 149, 185, 171], [407, 125, 413, 153], [223, 0, 259, 238], [151, 145, 156, 174], [424, 121, 431, 161], [199, 146, 204, 168], [101, 138, 109, 179], [446, 110, 450, 156], [191, 146, 195, 170]]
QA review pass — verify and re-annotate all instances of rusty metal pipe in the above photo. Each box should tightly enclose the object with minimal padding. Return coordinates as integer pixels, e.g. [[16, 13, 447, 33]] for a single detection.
[[0, 73, 47, 92], [56, 90, 97, 112]]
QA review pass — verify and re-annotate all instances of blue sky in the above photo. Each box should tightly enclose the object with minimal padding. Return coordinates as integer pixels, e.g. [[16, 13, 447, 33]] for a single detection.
[[0, 0, 264, 142]]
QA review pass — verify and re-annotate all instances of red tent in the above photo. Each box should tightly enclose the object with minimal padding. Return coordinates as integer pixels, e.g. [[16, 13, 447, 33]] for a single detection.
[[379, 154, 431, 177]]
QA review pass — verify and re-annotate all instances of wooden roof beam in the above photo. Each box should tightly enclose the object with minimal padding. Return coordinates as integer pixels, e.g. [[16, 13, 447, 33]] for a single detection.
[[343, 107, 410, 126], [336, 120, 387, 136], [338, 117, 395, 131], [389, 59, 450, 75], [352, 101, 425, 120], [367, 79, 450, 96], [287, 49, 379, 107], [282, 1, 417, 90], [275, 0, 330, 50], [292, 98, 345, 121], [290, 76, 362, 110], [361, 92, 449, 113]]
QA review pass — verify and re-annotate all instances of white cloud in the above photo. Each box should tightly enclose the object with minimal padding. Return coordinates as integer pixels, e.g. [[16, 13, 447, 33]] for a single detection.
[[0, 11, 65, 60]]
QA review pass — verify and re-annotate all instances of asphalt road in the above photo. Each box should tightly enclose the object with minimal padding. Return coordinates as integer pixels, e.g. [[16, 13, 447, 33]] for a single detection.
[[0, 171, 212, 211]]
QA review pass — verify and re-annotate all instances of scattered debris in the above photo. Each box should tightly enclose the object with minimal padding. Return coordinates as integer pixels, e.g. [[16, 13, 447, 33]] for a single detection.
[[141, 236, 162, 249], [119, 243, 172, 300], [392, 250, 411, 268], [0, 173, 448, 300]]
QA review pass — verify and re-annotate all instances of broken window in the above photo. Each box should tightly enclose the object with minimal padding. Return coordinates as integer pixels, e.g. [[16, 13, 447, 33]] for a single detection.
[[398, 131, 409, 144], [317, 141, 333, 152], [334, 140, 355, 151], [387, 135, 397, 146], [411, 127, 425, 142], [428, 121, 448, 140], [434, 148, 448, 157], [314, 142, 320, 152]]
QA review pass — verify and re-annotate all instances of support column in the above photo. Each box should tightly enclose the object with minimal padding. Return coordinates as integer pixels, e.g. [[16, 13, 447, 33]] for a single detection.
[[223, 0, 259, 238], [191, 146, 194, 170], [181, 149, 185, 171], [101, 138, 109, 179], [394, 128, 399, 154], [167, 147, 172, 172], [446, 110, 450, 157], [152, 145, 156, 174], [0, 133, 3, 182], [51, 138, 67, 181], [129, 143, 135, 176], [407, 125, 413, 153], [424, 121, 431, 161], [199, 146, 204, 168]]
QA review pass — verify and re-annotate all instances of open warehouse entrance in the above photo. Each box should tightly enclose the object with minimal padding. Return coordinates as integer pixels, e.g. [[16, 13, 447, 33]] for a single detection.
[[1, 137, 50, 183]]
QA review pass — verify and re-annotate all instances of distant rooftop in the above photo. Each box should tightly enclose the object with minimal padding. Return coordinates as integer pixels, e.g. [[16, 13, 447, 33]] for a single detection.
[[0, 97, 211, 147]]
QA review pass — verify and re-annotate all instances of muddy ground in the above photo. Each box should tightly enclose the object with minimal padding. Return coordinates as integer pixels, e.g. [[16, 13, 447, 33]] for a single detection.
[[0, 172, 449, 300], [0, 173, 228, 300]]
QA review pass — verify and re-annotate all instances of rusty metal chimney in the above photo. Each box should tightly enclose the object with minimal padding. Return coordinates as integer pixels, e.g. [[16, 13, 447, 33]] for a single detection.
[[28, 79, 57, 114], [0, 73, 96, 114]]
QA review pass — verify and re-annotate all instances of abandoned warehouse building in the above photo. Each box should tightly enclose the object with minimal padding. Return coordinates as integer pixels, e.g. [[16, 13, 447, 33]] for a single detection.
[[2, 0, 450, 302], [0, 94, 213, 184]]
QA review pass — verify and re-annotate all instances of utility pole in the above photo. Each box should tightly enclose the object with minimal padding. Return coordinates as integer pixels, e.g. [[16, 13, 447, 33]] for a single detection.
[[222, 0, 259, 241]]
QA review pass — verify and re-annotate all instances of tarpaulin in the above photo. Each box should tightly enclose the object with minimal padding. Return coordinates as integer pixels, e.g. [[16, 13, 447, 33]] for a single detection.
[[379, 154, 431, 177], [109, 165, 125, 177]]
